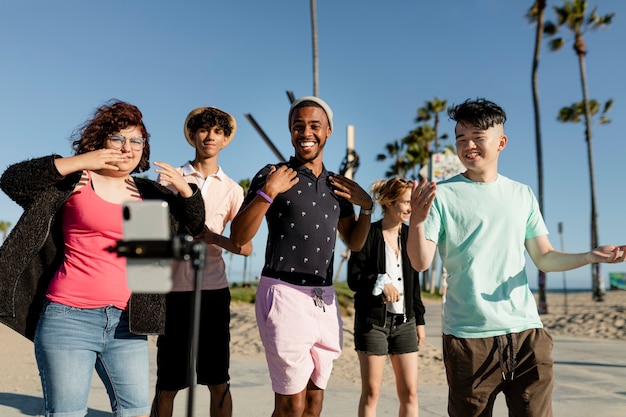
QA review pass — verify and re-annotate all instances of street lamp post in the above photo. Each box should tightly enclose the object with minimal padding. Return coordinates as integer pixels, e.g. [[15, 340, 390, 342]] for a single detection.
[[558, 222, 568, 314]]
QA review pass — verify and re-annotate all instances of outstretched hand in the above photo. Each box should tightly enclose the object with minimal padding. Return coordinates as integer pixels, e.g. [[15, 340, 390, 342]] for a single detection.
[[590, 245, 626, 264], [329, 174, 372, 209]]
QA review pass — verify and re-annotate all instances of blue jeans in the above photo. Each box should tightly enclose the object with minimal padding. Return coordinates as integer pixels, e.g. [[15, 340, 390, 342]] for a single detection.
[[34, 301, 149, 417]]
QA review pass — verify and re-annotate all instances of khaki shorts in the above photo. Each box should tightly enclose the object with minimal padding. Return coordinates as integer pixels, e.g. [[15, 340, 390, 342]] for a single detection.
[[256, 276, 343, 395], [443, 328, 554, 417]]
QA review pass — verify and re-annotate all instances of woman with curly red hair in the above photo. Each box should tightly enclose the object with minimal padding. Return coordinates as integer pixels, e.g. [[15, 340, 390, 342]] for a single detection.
[[0, 99, 205, 417]]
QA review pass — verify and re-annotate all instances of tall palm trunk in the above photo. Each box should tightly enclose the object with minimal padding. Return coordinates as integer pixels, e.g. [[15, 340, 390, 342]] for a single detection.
[[531, 0, 548, 313], [310, 0, 319, 96], [575, 33, 603, 301]]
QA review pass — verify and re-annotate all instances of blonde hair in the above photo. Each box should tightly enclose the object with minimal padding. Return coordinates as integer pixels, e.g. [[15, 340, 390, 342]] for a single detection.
[[370, 177, 412, 213]]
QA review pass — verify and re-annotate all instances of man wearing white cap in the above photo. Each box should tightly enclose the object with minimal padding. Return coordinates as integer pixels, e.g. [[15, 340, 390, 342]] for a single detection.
[[152, 107, 252, 417], [230, 96, 374, 417]]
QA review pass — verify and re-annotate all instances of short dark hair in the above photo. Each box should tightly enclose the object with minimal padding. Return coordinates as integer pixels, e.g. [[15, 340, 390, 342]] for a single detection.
[[447, 98, 507, 130], [186, 108, 233, 138], [71, 99, 150, 173]]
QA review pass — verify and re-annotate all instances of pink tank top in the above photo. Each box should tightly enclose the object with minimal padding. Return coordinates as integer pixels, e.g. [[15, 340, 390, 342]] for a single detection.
[[47, 172, 131, 309]]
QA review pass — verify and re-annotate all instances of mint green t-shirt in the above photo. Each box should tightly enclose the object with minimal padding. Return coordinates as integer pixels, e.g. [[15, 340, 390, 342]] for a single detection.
[[424, 174, 547, 338]]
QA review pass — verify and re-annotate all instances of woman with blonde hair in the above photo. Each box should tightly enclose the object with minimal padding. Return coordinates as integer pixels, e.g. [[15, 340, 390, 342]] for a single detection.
[[348, 177, 426, 417]]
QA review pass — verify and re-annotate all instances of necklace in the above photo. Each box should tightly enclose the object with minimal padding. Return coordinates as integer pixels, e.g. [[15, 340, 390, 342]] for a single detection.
[[383, 228, 401, 259]]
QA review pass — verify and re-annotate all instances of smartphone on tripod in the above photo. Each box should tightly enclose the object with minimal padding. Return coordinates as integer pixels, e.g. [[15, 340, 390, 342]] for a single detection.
[[122, 200, 173, 293]]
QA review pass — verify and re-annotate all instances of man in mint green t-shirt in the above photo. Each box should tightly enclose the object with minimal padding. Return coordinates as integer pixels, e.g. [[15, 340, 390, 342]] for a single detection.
[[407, 98, 626, 417]]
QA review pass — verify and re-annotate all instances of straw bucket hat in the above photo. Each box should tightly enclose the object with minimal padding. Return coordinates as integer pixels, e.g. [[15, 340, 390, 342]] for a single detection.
[[183, 107, 237, 148]]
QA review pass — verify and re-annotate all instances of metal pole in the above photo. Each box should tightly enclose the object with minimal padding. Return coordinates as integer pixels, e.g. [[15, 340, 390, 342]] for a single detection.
[[244, 114, 287, 163], [310, 0, 318, 97], [345, 126, 355, 180], [186, 241, 207, 417], [242, 256, 248, 285], [558, 222, 568, 314], [427, 154, 437, 294], [335, 125, 355, 281]]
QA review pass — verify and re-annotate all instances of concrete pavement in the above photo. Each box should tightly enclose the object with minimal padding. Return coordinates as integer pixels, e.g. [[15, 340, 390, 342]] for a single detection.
[[1, 302, 625, 416]]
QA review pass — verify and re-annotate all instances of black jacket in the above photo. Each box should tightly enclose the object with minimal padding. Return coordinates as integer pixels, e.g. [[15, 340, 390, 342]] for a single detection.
[[0, 155, 205, 340], [347, 220, 426, 327]]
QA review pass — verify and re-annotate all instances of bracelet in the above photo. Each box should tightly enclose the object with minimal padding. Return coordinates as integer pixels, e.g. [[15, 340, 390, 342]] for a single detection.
[[360, 201, 374, 216], [256, 189, 273, 204]]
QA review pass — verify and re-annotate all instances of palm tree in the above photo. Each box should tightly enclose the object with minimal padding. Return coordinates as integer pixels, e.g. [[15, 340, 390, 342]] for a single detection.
[[557, 99, 612, 124], [377, 99, 450, 293], [527, 0, 549, 313], [0, 221, 11, 242], [544, 0, 614, 301], [415, 98, 448, 294], [376, 98, 449, 183], [376, 140, 410, 178], [238, 178, 251, 196], [416, 97, 448, 182]]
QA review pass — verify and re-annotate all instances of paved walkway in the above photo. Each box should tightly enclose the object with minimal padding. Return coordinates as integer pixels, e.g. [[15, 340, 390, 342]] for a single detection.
[[1, 303, 625, 416]]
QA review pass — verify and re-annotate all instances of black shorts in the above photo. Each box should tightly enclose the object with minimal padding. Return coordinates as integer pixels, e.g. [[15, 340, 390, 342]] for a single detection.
[[155, 288, 231, 390], [354, 313, 418, 355]]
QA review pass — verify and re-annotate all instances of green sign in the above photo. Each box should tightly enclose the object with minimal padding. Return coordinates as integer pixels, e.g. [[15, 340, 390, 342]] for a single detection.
[[609, 272, 626, 290]]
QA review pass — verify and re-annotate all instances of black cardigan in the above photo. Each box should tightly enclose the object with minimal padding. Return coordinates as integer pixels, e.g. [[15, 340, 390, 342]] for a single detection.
[[0, 155, 205, 340], [347, 220, 426, 327]]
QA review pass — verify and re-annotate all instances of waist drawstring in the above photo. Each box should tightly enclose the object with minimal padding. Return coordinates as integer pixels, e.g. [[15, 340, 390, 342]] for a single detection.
[[496, 333, 516, 381]]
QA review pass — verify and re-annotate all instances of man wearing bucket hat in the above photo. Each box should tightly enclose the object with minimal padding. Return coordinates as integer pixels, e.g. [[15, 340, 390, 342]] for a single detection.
[[151, 106, 252, 417], [230, 96, 374, 417]]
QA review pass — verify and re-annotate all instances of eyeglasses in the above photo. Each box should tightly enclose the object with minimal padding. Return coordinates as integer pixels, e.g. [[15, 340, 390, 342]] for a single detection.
[[107, 134, 146, 150]]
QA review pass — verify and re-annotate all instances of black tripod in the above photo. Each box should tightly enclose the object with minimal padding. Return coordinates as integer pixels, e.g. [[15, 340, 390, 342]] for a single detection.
[[110, 235, 206, 417], [185, 240, 207, 417]]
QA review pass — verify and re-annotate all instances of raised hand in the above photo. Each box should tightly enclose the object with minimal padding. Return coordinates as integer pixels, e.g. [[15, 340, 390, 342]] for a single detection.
[[410, 179, 436, 224], [154, 162, 194, 198], [54, 149, 127, 176]]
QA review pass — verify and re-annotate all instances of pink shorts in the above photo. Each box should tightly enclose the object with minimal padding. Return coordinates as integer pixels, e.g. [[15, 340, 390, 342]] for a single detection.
[[255, 276, 343, 395]]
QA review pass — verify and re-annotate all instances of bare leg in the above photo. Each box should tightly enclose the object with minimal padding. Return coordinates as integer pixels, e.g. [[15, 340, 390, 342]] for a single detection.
[[272, 380, 324, 417], [303, 380, 324, 417], [209, 382, 232, 417], [390, 352, 419, 417], [150, 389, 178, 417], [357, 352, 386, 417]]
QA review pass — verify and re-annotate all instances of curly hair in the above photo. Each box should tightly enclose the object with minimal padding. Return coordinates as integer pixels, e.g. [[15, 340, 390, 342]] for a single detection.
[[447, 98, 507, 130], [186, 108, 234, 138], [370, 177, 412, 214], [71, 99, 150, 173]]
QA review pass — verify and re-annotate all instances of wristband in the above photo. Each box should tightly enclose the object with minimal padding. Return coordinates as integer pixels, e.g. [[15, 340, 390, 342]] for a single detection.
[[256, 189, 273, 204], [360, 202, 374, 216]]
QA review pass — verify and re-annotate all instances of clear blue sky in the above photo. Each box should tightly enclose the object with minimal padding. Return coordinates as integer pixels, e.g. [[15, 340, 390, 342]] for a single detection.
[[1, 1, 625, 291]]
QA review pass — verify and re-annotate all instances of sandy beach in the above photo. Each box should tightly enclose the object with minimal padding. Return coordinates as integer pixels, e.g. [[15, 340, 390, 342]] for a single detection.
[[2, 289, 624, 396], [232, 289, 626, 388]]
